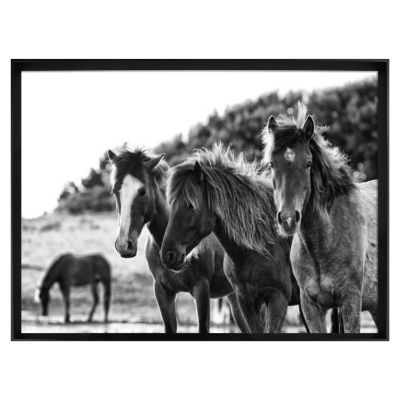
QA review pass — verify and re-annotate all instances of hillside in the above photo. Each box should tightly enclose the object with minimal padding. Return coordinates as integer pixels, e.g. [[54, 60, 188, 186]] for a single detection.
[[58, 77, 377, 214]]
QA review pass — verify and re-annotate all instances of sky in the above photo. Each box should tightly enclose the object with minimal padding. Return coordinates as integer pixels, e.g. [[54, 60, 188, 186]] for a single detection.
[[21, 70, 376, 218]]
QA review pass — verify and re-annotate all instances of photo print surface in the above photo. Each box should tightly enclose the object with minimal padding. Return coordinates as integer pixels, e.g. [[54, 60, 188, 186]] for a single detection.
[[13, 61, 387, 340]]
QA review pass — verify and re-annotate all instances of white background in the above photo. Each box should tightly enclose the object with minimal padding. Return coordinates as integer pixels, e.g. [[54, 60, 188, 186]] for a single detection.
[[22, 70, 374, 218], [0, 1, 398, 400]]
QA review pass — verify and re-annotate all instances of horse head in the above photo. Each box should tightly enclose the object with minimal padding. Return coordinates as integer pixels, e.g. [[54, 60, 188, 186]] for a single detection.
[[108, 149, 166, 258], [161, 161, 216, 271]]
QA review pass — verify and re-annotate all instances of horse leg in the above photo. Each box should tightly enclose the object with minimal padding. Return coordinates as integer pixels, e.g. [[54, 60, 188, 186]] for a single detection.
[[154, 281, 177, 333], [300, 291, 327, 333], [87, 282, 99, 322], [226, 292, 249, 333], [59, 282, 71, 323], [331, 308, 339, 333], [340, 292, 362, 333], [264, 292, 288, 333], [237, 295, 263, 333], [299, 304, 310, 333], [330, 308, 344, 333], [102, 280, 111, 323], [192, 279, 210, 334]]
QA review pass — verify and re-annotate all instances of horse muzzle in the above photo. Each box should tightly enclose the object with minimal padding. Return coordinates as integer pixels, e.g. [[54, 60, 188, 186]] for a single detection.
[[277, 210, 301, 235], [115, 237, 138, 258], [160, 247, 186, 271]]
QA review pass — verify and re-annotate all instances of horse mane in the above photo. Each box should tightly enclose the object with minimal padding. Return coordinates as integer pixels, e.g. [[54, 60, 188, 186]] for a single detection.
[[168, 144, 279, 256], [263, 102, 356, 213], [112, 148, 169, 191]]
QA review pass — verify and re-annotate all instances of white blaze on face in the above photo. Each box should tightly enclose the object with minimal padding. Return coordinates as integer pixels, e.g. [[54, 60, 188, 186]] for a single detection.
[[284, 147, 296, 163], [118, 175, 143, 239]]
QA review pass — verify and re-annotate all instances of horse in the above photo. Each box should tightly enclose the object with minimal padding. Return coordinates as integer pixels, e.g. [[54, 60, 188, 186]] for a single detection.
[[160, 144, 310, 333], [263, 102, 378, 333], [34, 253, 111, 323], [107, 148, 248, 333]]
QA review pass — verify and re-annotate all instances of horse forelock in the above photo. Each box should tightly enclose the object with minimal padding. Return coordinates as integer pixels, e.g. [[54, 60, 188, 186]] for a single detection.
[[168, 145, 279, 256], [262, 103, 355, 214], [111, 148, 169, 194]]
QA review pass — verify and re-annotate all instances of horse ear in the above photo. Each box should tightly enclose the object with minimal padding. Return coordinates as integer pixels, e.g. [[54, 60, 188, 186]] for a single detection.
[[108, 150, 117, 163], [303, 116, 314, 140], [193, 161, 203, 182], [144, 153, 165, 170], [268, 116, 278, 132]]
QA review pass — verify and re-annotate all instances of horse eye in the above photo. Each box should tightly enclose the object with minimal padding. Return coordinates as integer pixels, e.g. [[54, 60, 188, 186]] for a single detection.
[[139, 187, 146, 196], [306, 161, 312, 169], [269, 161, 274, 169], [187, 203, 194, 210]]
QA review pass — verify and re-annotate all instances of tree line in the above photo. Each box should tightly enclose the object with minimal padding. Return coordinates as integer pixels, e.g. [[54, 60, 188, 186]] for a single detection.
[[58, 77, 377, 214]]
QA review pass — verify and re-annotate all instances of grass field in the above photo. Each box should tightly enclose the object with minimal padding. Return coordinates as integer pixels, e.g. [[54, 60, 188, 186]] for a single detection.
[[21, 212, 377, 334]]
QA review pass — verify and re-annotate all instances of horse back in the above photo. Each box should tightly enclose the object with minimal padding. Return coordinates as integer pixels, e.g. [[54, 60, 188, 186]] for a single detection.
[[61, 253, 110, 286]]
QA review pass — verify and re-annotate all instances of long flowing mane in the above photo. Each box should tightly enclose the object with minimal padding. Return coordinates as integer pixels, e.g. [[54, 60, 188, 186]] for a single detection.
[[168, 144, 279, 256], [263, 102, 355, 213], [111, 148, 169, 191]]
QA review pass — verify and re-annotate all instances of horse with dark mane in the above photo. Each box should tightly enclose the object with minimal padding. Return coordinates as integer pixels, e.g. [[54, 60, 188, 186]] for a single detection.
[[263, 103, 378, 333], [34, 253, 111, 323], [108, 148, 247, 333], [160, 145, 307, 333]]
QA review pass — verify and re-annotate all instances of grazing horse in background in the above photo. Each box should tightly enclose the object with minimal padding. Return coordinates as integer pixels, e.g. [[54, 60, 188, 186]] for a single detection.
[[34, 253, 111, 323], [263, 103, 378, 333], [160, 145, 307, 333], [108, 148, 247, 333]]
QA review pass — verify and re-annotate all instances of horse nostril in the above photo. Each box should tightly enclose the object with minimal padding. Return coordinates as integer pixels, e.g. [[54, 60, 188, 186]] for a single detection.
[[166, 251, 176, 264], [277, 212, 283, 225], [295, 211, 301, 223], [127, 239, 133, 251]]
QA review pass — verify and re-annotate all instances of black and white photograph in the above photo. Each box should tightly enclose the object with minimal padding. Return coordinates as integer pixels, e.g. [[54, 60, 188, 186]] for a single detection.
[[3, 1, 399, 399], [12, 60, 388, 339]]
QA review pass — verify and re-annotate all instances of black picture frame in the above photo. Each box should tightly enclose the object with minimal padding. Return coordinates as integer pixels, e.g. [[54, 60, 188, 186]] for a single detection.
[[11, 59, 389, 341]]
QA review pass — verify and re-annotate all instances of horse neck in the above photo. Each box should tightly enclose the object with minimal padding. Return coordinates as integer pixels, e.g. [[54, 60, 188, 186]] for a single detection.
[[299, 201, 333, 249], [41, 261, 60, 291], [147, 186, 169, 249], [213, 217, 244, 261]]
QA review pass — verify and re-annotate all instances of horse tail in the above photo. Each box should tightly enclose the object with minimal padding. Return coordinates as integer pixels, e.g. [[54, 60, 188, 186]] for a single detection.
[[103, 271, 111, 297]]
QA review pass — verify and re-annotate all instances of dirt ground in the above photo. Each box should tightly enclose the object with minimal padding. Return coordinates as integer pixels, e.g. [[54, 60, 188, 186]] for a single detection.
[[21, 212, 377, 334]]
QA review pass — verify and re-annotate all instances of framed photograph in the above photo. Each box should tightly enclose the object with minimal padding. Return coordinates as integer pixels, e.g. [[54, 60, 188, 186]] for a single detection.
[[11, 59, 389, 340]]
